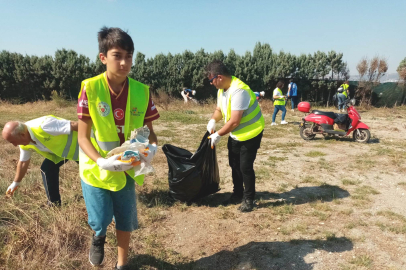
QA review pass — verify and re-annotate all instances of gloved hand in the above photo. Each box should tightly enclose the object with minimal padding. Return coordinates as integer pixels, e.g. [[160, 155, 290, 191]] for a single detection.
[[207, 119, 216, 134], [6, 181, 20, 196], [97, 155, 134, 172], [140, 143, 158, 164], [208, 132, 221, 149]]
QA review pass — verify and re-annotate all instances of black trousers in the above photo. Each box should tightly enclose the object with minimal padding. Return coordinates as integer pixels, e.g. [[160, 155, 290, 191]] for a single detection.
[[40, 158, 76, 205], [228, 131, 263, 200]]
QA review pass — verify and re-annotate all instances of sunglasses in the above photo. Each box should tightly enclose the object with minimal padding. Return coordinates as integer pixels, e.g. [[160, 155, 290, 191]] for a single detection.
[[209, 75, 218, 83]]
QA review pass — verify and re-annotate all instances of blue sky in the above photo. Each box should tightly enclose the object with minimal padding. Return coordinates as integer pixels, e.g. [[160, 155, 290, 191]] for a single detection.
[[1, 0, 405, 75]]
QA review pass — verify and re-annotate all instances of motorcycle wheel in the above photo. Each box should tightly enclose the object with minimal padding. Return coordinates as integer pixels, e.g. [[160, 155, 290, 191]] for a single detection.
[[300, 126, 316, 140], [353, 129, 370, 143]]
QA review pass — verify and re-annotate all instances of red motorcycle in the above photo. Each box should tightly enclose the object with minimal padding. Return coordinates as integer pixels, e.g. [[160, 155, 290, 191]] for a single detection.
[[298, 99, 371, 143]]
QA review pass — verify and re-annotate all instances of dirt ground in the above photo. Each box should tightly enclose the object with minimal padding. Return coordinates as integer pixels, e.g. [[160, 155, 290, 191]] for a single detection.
[[1, 100, 406, 270]]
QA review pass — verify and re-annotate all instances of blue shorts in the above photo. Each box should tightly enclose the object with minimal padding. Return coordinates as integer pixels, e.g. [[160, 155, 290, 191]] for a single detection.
[[81, 175, 138, 236]]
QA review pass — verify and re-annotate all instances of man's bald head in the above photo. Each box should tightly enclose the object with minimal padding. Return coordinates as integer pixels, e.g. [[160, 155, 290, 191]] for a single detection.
[[2, 121, 30, 146]]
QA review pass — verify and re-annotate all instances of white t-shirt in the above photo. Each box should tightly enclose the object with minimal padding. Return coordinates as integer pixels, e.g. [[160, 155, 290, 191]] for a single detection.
[[218, 88, 251, 140], [218, 88, 251, 118], [273, 88, 283, 98], [19, 117, 71, 161]]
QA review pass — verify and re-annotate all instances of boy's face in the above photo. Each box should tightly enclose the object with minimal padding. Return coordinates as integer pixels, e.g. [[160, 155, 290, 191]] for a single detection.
[[100, 46, 133, 78]]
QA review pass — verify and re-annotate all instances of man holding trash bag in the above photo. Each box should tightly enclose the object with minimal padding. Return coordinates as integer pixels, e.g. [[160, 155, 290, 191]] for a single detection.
[[206, 60, 265, 212]]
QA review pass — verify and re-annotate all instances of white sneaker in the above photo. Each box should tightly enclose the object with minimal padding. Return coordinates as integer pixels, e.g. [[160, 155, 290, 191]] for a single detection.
[[281, 121, 288, 125], [271, 122, 278, 126], [291, 109, 294, 112]]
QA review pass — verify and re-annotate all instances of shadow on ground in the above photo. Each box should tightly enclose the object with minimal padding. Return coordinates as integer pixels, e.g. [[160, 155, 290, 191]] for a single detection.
[[128, 237, 353, 270], [198, 185, 350, 208]]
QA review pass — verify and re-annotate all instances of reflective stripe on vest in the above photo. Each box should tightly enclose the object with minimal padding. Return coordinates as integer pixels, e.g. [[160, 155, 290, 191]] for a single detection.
[[78, 73, 149, 191], [218, 76, 265, 141], [274, 88, 285, 105], [20, 115, 79, 163]]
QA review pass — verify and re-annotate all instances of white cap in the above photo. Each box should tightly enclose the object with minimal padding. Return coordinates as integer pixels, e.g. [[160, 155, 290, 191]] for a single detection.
[[260, 91, 265, 97]]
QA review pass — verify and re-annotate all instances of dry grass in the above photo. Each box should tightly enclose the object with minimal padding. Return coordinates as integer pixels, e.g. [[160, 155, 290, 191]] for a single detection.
[[1, 100, 406, 269]]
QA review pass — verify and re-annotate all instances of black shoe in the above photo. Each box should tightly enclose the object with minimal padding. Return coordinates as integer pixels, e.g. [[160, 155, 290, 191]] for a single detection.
[[238, 198, 255, 212], [89, 235, 106, 266], [222, 193, 243, 206], [114, 263, 130, 270]]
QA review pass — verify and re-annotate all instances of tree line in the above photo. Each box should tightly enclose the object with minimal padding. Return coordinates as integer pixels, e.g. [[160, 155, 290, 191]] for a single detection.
[[0, 43, 349, 103]]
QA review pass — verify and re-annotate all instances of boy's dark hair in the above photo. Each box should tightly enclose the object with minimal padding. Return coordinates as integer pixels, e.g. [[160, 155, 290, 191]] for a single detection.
[[205, 60, 231, 77], [276, 80, 285, 89], [98, 27, 134, 55], [289, 79, 294, 83]]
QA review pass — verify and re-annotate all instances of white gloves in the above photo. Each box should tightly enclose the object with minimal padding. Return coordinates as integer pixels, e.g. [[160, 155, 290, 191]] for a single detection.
[[207, 119, 216, 134], [208, 132, 221, 149], [97, 155, 133, 172], [6, 181, 20, 195], [140, 143, 157, 164]]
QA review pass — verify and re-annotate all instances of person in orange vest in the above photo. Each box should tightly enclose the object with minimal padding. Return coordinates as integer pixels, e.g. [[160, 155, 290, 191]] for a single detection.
[[77, 27, 160, 270]]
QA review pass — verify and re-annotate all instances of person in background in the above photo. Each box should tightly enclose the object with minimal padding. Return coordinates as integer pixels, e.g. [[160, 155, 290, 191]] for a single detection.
[[205, 60, 264, 212], [337, 80, 349, 112], [77, 27, 159, 270], [253, 91, 265, 100], [181, 87, 197, 103], [287, 79, 298, 112], [337, 80, 350, 112], [271, 81, 288, 126], [2, 116, 79, 206]]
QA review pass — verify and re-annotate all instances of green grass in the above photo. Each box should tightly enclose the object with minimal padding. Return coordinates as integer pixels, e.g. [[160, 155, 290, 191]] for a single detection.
[[341, 179, 361, 186], [304, 151, 326, 157], [350, 255, 373, 268]]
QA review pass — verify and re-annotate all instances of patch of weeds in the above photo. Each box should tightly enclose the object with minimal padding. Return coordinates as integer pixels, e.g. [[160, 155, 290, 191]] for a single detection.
[[311, 210, 330, 221], [350, 254, 373, 268], [355, 155, 376, 169], [268, 156, 288, 162], [324, 231, 336, 241], [345, 220, 367, 229], [351, 185, 380, 204], [377, 210, 406, 222], [217, 210, 237, 220], [305, 151, 326, 157], [301, 176, 320, 185], [277, 183, 289, 192], [397, 182, 406, 188], [275, 142, 303, 150], [340, 209, 354, 216], [272, 203, 294, 215], [311, 202, 332, 212], [342, 178, 361, 186], [317, 157, 331, 170]]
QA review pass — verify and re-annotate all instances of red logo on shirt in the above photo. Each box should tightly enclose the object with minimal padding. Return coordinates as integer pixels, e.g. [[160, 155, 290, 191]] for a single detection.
[[114, 108, 124, 120]]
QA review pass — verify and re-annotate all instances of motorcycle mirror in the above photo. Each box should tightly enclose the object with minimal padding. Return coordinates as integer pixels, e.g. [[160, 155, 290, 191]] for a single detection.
[[350, 99, 356, 106]]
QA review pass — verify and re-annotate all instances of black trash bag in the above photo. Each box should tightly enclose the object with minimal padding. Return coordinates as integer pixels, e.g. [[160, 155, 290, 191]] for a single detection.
[[162, 132, 220, 202], [334, 113, 349, 124]]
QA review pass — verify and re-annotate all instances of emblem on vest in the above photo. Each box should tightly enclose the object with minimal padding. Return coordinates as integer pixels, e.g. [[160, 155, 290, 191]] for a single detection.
[[131, 107, 144, 116], [98, 102, 110, 117]]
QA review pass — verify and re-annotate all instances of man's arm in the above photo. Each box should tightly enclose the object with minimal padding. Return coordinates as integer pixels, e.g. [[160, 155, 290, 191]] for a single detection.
[[210, 107, 223, 122], [145, 121, 158, 145], [217, 110, 244, 136], [13, 159, 30, 183], [70, 121, 78, 132], [78, 118, 101, 162], [287, 84, 291, 96]]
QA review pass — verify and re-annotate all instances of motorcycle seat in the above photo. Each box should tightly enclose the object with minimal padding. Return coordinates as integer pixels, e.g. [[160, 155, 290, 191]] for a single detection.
[[312, 110, 337, 119]]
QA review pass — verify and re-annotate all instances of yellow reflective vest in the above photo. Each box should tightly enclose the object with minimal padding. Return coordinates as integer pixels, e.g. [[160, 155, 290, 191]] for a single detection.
[[273, 88, 285, 106], [217, 76, 265, 141], [20, 115, 79, 163], [340, 83, 349, 98], [78, 73, 149, 191]]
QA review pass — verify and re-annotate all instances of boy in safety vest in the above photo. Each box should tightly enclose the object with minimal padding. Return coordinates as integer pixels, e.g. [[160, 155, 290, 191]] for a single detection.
[[206, 60, 264, 212], [2, 116, 78, 205], [77, 27, 159, 270]]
